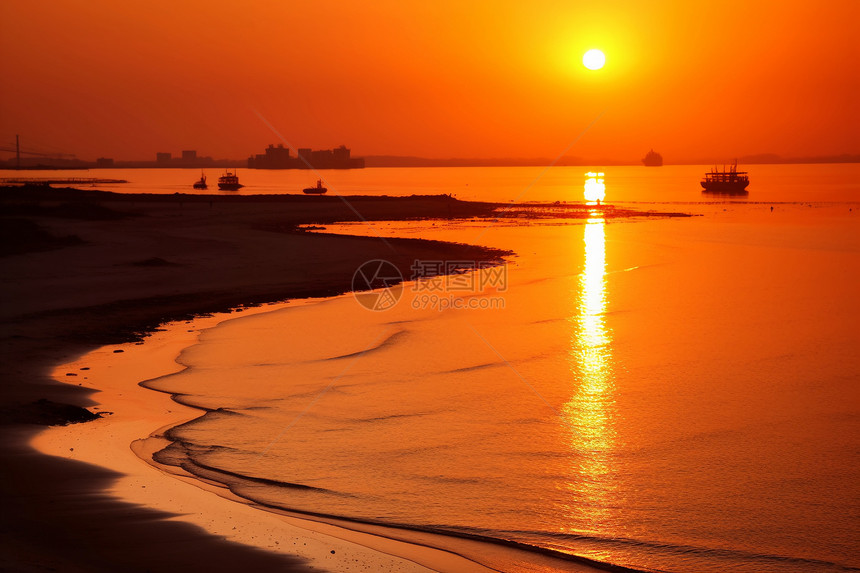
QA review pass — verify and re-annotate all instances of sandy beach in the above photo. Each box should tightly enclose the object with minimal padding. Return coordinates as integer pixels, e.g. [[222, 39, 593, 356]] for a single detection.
[[0, 186, 639, 572]]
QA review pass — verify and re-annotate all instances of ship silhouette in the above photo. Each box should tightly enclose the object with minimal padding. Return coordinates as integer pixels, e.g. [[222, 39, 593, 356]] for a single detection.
[[642, 149, 663, 166], [701, 161, 749, 193]]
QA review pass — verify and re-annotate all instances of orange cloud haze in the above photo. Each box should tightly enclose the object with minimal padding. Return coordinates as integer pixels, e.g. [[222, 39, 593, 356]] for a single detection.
[[1, 0, 857, 162]]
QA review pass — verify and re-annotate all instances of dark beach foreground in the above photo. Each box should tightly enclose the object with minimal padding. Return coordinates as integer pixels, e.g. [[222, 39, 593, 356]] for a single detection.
[[0, 186, 511, 572], [0, 185, 676, 572]]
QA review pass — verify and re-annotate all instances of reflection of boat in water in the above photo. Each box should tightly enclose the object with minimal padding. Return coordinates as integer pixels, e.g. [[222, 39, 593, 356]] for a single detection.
[[642, 149, 663, 166], [701, 161, 749, 193], [217, 170, 243, 190], [303, 179, 327, 195], [192, 172, 207, 189]]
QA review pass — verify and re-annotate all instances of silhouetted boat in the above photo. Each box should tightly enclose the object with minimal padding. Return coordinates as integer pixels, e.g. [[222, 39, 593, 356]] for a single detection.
[[303, 179, 327, 195], [701, 161, 749, 193], [642, 149, 663, 166], [217, 170, 243, 190], [192, 172, 207, 189]]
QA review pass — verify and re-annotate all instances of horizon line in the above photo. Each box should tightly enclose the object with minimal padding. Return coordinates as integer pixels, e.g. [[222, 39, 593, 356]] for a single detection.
[[2, 151, 860, 169]]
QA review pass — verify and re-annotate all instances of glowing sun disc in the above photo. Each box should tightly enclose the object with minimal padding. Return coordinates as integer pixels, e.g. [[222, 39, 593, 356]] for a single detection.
[[583, 49, 606, 70]]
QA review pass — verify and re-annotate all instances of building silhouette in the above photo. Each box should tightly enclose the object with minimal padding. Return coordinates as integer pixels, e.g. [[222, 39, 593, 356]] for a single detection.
[[251, 144, 292, 169], [248, 144, 364, 169], [146, 150, 217, 168]]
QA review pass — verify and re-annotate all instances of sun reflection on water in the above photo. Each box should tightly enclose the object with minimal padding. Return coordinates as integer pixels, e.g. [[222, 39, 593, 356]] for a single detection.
[[584, 172, 606, 204], [560, 216, 618, 539]]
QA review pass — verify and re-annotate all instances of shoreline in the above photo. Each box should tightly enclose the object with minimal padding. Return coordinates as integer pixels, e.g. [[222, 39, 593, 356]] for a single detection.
[[134, 305, 649, 573], [37, 302, 640, 573], [35, 308, 502, 573], [1, 187, 677, 571], [0, 187, 510, 572]]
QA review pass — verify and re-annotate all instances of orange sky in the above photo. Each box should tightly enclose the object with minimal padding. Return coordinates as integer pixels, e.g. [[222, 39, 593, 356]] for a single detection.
[[1, 0, 857, 163]]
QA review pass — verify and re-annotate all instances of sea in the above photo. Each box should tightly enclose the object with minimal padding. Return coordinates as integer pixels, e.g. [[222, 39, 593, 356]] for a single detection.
[[15, 164, 860, 572]]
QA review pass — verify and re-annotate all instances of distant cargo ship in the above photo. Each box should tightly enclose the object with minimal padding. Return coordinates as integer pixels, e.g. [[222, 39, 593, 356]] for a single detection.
[[217, 170, 243, 190], [642, 149, 663, 166], [701, 161, 749, 193]]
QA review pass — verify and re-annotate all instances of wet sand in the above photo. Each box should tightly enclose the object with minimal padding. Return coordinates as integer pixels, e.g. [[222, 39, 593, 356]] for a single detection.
[[0, 186, 661, 572], [33, 314, 505, 573]]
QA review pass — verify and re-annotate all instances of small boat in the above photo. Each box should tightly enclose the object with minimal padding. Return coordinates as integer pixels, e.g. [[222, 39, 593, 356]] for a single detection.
[[218, 170, 243, 190], [642, 149, 663, 167], [303, 179, 327, 195], [701, 161, 749, 193], [192, 172, 207, 189]]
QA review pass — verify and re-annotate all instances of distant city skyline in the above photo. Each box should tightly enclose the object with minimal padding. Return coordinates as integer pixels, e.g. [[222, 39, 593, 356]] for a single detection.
[[1, 1, 857, 164], [4, 145, 858, 171]]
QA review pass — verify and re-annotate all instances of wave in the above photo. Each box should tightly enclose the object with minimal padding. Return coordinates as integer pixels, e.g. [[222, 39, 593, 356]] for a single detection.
[[352, 411, 432, 423], [443, 361, 506, 374], [509, 529, 860, 572], [147, 434, 643, 571], [321, 329, 407, 361], [154, 438, 348, 496], [147, 420, 859, 573]]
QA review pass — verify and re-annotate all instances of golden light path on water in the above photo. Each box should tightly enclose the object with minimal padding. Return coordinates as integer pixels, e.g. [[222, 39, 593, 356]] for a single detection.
[[560, 201, 618, 555], [583, 172, 606, 204]]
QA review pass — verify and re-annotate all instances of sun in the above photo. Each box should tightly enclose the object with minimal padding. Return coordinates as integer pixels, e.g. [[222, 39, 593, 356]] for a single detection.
[[583, 49, 606, 70]]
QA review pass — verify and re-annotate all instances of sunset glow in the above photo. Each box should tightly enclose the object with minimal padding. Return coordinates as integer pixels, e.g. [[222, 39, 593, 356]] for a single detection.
[[0, 1, 857, 163], [2, 1, 858, 568]]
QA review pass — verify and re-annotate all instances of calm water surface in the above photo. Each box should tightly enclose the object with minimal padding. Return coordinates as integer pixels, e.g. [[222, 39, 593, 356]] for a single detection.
[[2, 163, 857, 204], [39, 165, 859, 572]]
